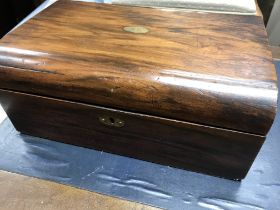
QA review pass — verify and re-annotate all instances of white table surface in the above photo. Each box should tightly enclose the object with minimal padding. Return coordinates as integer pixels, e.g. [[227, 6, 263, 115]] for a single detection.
[[0, 105, 6, 125]]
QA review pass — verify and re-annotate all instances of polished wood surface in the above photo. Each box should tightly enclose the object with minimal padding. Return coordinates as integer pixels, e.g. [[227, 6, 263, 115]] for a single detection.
[[0, 170, 159, 210], [0, 89, 264, 180], [0, 0, 277, 135]]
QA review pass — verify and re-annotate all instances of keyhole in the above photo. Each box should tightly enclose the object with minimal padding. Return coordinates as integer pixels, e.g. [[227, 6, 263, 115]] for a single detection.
[[109, 117, 115, 124], [99, 116, 124, 127]]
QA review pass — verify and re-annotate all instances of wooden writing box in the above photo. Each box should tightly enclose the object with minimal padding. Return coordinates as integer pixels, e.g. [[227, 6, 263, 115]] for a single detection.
[[0, 0, 277, 180]]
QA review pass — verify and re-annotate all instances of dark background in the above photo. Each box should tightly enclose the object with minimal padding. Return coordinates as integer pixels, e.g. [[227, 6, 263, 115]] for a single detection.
[[0, 0, 44, 38], [257, 0, 275, 25]]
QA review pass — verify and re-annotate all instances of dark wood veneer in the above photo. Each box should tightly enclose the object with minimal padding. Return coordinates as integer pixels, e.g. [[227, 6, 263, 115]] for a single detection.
[[0, 89, 264, 180]]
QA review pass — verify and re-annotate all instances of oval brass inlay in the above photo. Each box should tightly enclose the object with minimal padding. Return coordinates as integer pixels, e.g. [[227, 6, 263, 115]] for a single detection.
[[123, 26, 149, 34]]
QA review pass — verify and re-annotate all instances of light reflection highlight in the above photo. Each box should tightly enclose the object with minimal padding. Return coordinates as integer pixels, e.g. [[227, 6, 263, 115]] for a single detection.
[[0, 55, 43, 66], [0, 47, 48, 56], [156, 73, 277, 101]]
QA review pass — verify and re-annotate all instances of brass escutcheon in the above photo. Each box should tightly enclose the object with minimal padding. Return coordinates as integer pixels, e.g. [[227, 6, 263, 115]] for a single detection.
[[99, 116, 125, 127], [123, 26, 149, 34]]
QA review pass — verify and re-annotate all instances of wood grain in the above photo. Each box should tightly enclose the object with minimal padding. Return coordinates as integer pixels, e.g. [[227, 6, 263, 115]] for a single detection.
[[0, 170, 159, 210], [0, 0, 277, 135], [0, 89, 264, 180]]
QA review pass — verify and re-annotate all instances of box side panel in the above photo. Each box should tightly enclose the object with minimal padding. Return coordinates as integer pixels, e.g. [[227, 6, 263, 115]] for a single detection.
[[0, 89, 264, 179]]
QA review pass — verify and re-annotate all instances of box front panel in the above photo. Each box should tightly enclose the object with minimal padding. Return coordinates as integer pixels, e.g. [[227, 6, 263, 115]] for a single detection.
[[0, 89, 264, 179]]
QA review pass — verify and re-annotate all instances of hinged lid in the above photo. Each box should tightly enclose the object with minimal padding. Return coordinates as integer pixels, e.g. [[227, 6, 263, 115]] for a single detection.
[[0, 0, 277, 135]]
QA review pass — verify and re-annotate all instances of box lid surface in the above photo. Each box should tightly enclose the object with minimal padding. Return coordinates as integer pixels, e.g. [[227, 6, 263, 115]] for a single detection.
[[0, 0, 277, 135]]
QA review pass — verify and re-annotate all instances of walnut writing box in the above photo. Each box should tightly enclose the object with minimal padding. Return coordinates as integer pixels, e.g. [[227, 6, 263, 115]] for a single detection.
[[0, 0, 277, 179]]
